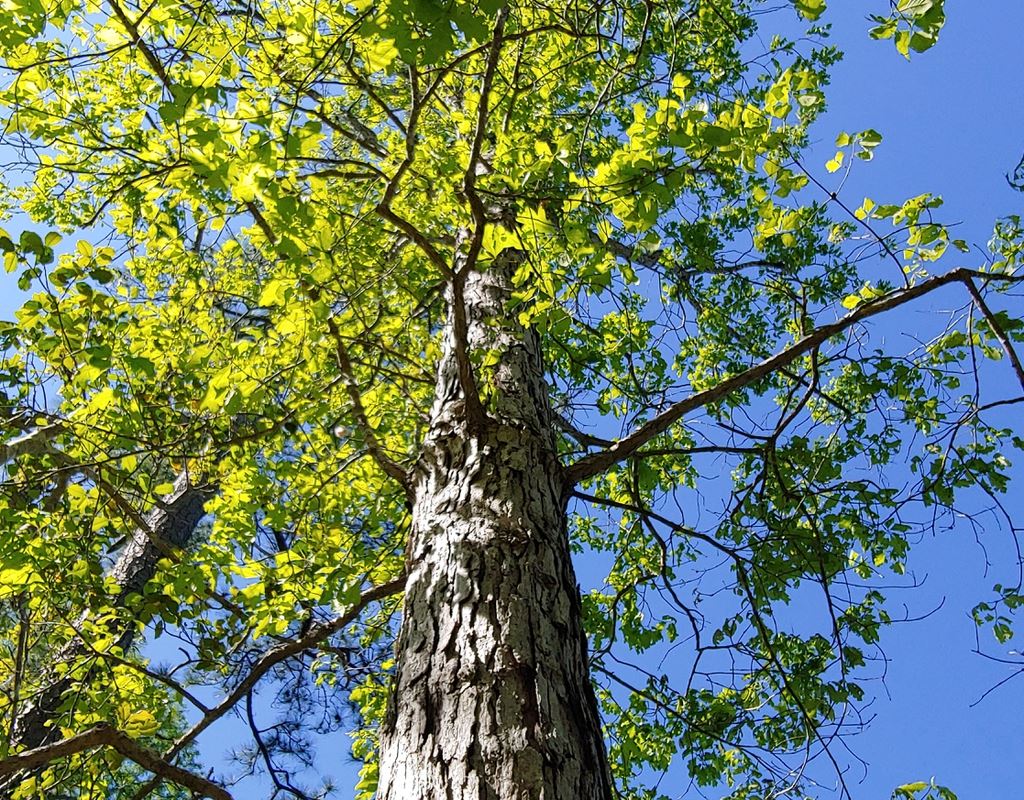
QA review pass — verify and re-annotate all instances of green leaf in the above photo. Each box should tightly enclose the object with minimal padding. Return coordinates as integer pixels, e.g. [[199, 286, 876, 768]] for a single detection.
[[258, 278, 290, 306], [363, 38, 399, 72], [702, 125, 733, 146], [860, 130, 882, 148], [19, 230, 43, 257], [793, 0, 826, 21]]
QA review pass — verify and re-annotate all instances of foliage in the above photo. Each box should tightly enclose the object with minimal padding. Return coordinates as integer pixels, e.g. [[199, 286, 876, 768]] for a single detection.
[[892, 779, 958, 800], [868, 0, 947, 58], [0, 0, 1020, 798]]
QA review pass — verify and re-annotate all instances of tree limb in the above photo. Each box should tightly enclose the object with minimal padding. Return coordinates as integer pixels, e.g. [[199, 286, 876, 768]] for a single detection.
[[107, 0, 171, 89], [963, 276, 1024, 391], [0, 725, 233, 800], [8, 470, 213, 755], [566, 268, 1024, 485], [458, 5, 509, 275], [129, 575, 406, 800]]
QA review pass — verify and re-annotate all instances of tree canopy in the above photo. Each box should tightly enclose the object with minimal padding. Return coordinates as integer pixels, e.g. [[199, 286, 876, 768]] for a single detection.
[[0, 0, 1021, 798]]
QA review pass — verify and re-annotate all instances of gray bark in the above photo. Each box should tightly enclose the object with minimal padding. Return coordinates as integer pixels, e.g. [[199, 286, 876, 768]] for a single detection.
[[377, 258, 613, 800], [5, 471, 213, 759]]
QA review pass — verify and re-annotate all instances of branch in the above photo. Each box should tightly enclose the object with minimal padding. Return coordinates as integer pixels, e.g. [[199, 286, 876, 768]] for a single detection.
[[323, 311, 411, 494], [108, 0, 171, 89], [130, 576, 406, 800], [245, 201, 277, 243], [449, 265, 488, 430], [288, 86, 389, 158], [458, 5, 509, 275], [9, 470, 213, 754], [963, 277, 1024, 391], [0, 725, 232, 800], [372, 70, 453, 276], [552, 410, 614, 448], [374, 204, 451, 278], [572, 490, 747, 565], [0, 411, 62, 464], [592, 230, 663, 268], [595, 229, 784, 276], [566, 268, 1024, 485]]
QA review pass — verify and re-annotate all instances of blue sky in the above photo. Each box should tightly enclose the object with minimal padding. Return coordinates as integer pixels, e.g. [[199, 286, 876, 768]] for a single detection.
[[2, 3, 1023, 798], [789, 3, 1024, 796]]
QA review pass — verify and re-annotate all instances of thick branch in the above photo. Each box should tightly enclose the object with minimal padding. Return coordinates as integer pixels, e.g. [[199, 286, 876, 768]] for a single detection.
[[9, 471, 213, 754], [566, 268, 1024, 485], [0, 421, 62, 465], [0, 725, 232, 800], [449, 269, 488, 430]]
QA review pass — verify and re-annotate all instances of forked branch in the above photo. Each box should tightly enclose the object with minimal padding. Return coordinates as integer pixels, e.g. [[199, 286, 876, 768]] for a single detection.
[[566, 268, 1024, 485]]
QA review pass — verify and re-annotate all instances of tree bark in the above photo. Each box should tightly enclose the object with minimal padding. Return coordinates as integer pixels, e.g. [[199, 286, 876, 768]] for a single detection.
[[377, 257, 613, 800], [7, 471, 212, 754]]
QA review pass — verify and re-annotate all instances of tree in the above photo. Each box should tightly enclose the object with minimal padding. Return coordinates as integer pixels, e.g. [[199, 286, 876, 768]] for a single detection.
[[0, 0, 1021, 798]]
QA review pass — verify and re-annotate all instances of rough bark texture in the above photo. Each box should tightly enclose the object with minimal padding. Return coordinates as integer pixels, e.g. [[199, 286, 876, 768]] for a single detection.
[[7, 471, 212, 755], [377, 258, 613, 800]]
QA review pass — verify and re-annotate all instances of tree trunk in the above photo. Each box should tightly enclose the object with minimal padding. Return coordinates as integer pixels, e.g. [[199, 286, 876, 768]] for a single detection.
[[7, 471, 212, 753], [377, 257, 613, 800]]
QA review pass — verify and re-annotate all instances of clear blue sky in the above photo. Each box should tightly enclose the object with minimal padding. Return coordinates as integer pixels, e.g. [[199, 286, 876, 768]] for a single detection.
[[784, 3, 1024, 797], [1, 3, 1022, 798]]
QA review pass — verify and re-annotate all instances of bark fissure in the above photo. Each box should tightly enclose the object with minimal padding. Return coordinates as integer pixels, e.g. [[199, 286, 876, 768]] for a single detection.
[[377, 258, 613, 800]]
